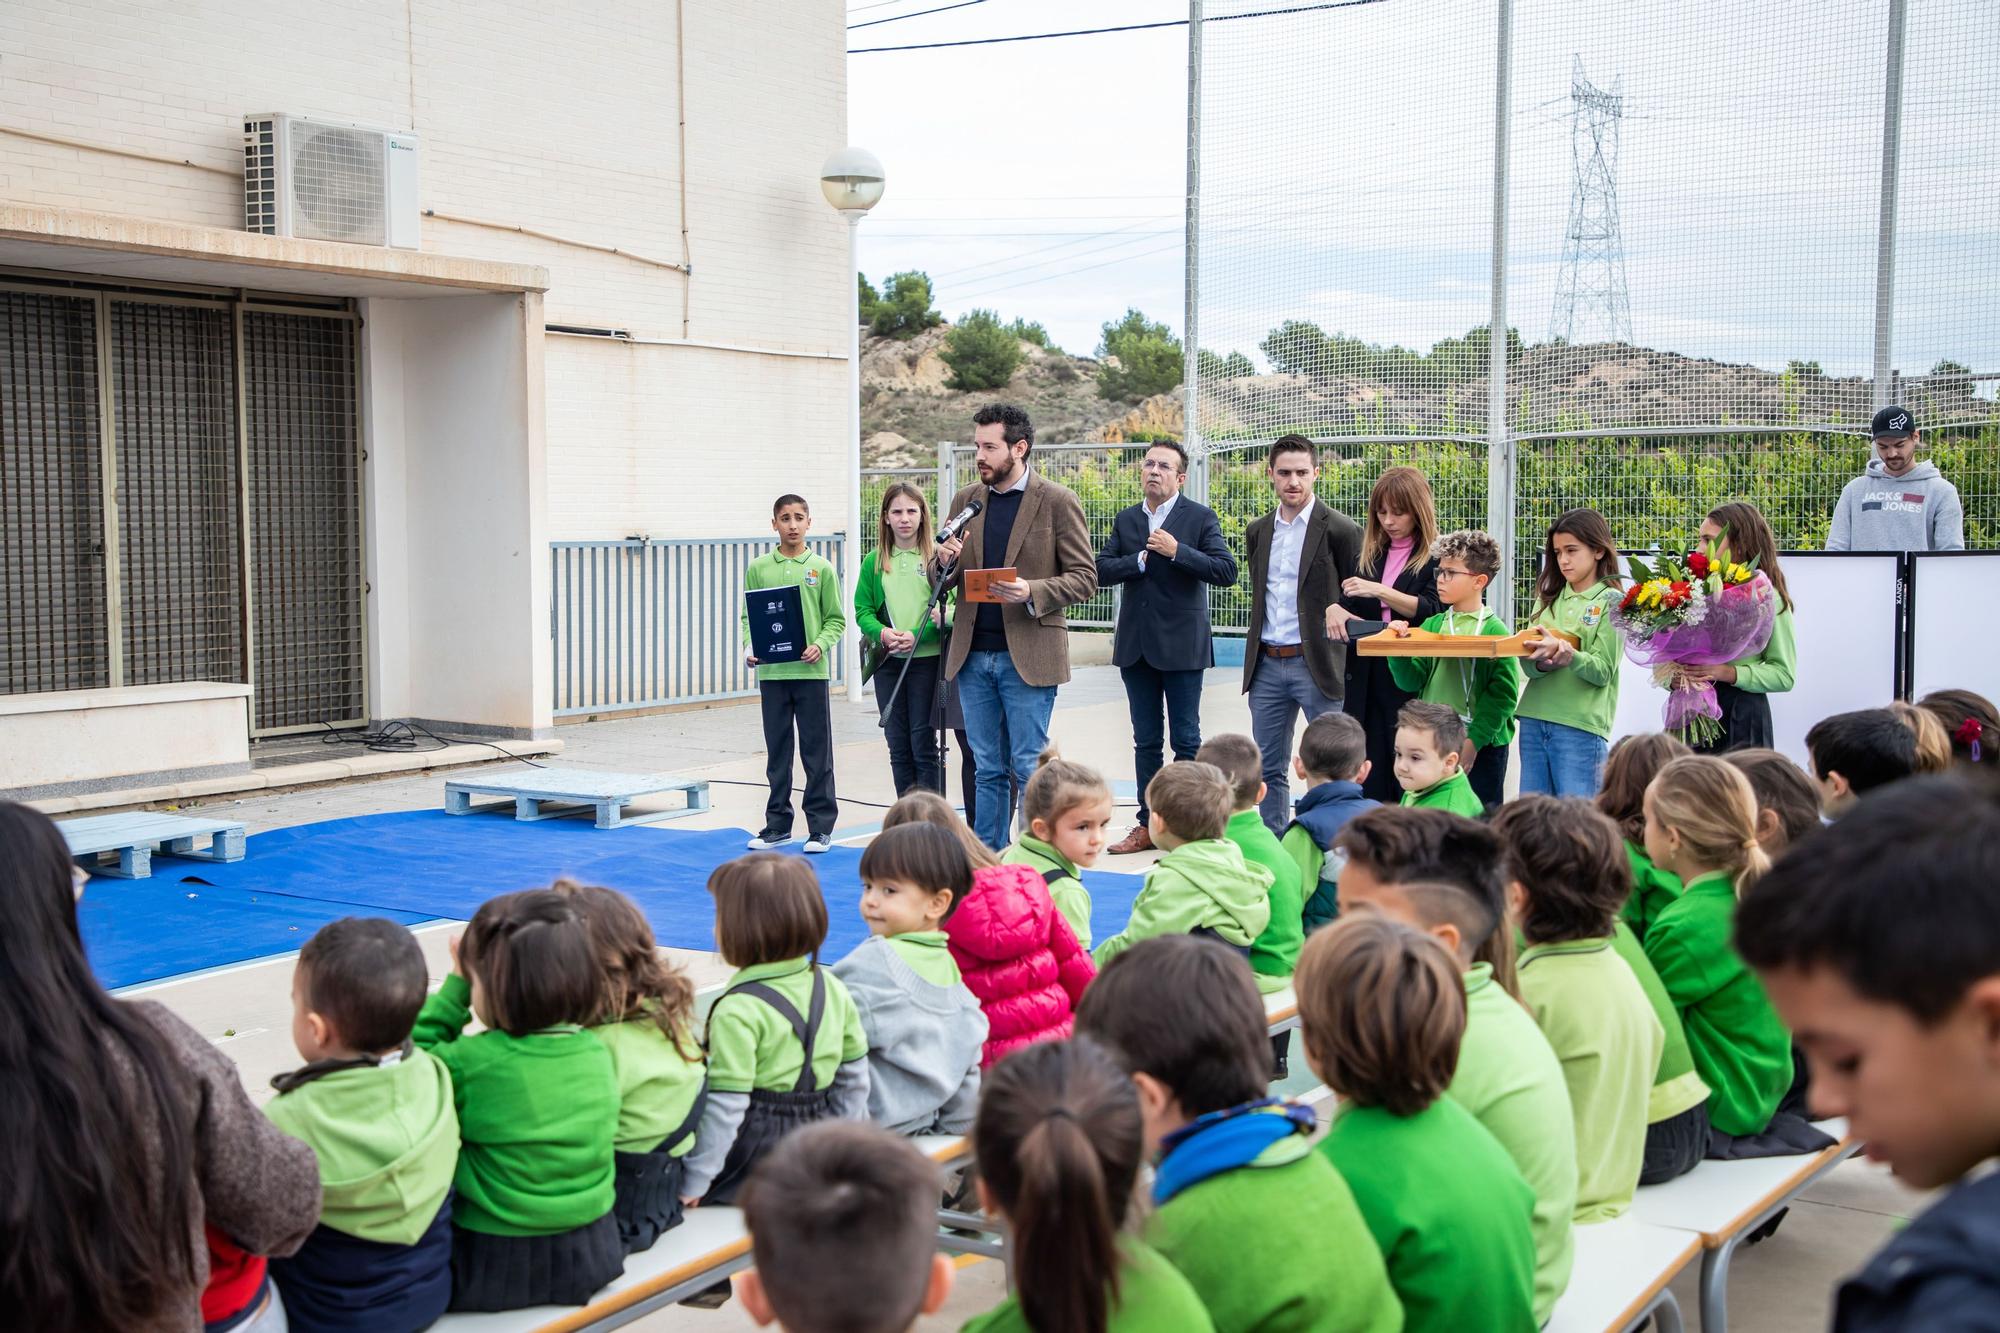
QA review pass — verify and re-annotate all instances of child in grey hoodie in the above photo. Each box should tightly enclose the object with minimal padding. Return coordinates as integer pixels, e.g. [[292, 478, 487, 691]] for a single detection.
[[1827, 406, 1965, 552], [832, 822, 988, 1135]]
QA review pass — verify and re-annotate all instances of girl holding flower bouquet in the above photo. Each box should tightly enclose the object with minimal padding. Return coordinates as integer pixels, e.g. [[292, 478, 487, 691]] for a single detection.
[[1680, 504, 1795, 753]]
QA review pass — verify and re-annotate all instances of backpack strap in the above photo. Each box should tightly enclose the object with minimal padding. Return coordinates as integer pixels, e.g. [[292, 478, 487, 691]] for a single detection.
[[661, 1079, 709, 1155], [1190, 925, 1254, 961], [717, 969, 828, 1094], [1038, 865, 1069, 891]]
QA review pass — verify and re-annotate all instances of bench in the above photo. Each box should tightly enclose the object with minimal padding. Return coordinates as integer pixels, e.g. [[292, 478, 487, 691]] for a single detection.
[[60, 811, 247, 880], [432, 1136, 973, 1333], [1547, 1215, 1701, 1333], [444, 767, 711, 830], [1629, 1118, 1858, 1333]]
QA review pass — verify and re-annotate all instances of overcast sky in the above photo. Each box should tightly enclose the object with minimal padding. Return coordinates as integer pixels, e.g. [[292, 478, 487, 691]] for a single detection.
[[849, 0, 1997, 378]]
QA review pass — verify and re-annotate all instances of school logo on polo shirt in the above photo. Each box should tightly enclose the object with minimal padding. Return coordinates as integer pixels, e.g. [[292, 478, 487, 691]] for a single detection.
[[1859, 490, 1928, 514], [804, 568, 821, 587], [1581, 604, 1604, 628]]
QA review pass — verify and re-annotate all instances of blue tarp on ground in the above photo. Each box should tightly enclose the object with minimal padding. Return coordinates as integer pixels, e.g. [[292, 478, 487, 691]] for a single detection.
[[83, 810, 1149, 990]]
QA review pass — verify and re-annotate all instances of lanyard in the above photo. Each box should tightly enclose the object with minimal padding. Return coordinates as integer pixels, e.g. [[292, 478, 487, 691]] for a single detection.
[[1442, 607, 1489, 722]]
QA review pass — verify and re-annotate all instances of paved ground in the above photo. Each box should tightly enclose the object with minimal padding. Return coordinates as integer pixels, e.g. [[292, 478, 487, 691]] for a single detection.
[[140, 666, 1923, 1331]]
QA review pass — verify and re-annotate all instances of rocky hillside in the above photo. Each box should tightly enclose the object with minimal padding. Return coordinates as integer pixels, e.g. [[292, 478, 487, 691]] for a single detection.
[[861, 324, 1979, 467]]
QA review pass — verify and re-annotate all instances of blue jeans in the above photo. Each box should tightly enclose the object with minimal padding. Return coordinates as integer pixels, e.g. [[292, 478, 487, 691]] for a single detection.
[[1247, 651, 1342, 832], [1518, 717, 1608, 798], [1121, 661, 1206, 823], [958, 650, 1058, 849]]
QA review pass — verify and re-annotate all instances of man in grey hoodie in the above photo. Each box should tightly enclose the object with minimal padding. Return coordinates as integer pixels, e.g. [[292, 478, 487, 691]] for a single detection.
[[1827, 406, 1965, 552]]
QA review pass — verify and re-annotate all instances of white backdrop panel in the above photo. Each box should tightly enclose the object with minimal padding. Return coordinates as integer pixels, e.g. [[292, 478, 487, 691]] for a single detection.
[[1610, 553, 1901, 768], [1910, 553, 2000, 702]]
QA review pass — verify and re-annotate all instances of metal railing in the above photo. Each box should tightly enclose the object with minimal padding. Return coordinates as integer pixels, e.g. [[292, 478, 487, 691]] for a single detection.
[[550, 536, 846, 717]]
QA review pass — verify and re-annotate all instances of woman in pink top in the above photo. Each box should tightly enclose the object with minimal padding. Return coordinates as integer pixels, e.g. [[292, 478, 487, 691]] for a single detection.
[[1326, 466, 1444, 801]]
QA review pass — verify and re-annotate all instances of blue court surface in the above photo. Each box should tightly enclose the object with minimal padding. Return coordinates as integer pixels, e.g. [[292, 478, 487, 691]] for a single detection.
[[81, 810, 1148, 991]]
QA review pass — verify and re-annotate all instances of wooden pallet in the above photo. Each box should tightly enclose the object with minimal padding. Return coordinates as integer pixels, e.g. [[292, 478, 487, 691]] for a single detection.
[[61, 812, 248, 880], [443, 767, 712, 830]]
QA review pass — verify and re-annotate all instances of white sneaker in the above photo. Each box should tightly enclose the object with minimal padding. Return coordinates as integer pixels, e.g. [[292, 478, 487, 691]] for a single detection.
[[747, 832, 794, 850], [803, 834, 833, 854]]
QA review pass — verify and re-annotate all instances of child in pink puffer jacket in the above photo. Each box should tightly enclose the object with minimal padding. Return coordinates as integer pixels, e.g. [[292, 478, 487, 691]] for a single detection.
[[882, 794, 1095, 1067]]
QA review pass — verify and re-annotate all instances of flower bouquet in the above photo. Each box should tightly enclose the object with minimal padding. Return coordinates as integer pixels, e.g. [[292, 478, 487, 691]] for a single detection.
[[1611, 538, 1778, 747]]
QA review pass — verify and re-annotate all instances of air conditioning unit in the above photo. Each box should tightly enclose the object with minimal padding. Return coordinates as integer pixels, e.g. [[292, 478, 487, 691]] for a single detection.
[[243, 114, 420, 249]]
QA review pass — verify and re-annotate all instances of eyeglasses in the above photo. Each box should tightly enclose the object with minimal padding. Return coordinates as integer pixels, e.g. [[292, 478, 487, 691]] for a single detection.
[[1140, 461, 1181, 472], [1436, 567, 1475, 580]]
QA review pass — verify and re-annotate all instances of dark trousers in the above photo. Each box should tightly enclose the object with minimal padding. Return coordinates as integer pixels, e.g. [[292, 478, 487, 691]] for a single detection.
[[1640, 1100, 1710, 1185], [876, 654, 942, 796], [1692, 682, 1775, 754], [1468, 741, 1509, 811], [1122, 661, 1206, 822], [760, 678, 836, 838]]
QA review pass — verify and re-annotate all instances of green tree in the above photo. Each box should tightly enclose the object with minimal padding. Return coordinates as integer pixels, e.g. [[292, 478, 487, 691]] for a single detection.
[[870, 271, 943, 340], [1931, 359, 1972, 378], [1197, 348, 1255, 379], [1004, 317, 1052, 349], [1260, 320, 1333, 376], [939, 309, 1024, 391], [1096, 308, 1183, 400], [857, 273, 881, 325]]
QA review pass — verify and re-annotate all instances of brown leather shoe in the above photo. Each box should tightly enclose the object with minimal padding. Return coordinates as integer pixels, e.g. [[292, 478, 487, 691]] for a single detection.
[[1107, 824, 1154, 855]]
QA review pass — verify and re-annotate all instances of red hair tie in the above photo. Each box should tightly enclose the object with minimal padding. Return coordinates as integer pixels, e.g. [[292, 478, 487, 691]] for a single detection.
[[1955, 717, 1984, 763]]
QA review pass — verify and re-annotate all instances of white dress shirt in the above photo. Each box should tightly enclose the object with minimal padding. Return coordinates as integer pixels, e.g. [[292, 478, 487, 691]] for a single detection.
[[1262, 505, 1311, 645], [1136, 492, 1178, 571]]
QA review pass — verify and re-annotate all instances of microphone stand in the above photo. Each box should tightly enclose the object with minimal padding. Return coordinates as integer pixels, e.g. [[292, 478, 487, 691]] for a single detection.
[[876, 555, 960, 809]]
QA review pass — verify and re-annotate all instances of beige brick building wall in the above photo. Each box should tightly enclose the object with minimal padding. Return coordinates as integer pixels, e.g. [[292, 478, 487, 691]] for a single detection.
[[0, 0, 852, 540]]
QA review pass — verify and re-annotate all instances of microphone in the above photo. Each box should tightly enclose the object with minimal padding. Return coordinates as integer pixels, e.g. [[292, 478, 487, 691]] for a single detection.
[[937, 498, 983, 544]]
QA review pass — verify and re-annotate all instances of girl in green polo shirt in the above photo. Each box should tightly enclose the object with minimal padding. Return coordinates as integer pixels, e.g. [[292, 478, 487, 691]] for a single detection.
[[857, 483, 949, 798], [1642, 757, 1796, 1143], [1517, 509, 1626, 798], [961, 1037, 1213, 1333]]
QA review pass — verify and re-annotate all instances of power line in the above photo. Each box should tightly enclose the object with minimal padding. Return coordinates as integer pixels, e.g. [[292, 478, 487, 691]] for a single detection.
[[849, 0, 989, 31], [849, 0, 1388, 55]]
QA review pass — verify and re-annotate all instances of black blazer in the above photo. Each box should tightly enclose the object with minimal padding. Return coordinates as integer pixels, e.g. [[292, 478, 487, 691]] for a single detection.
[[1096, 495, 1239, 672], [1344, 544, 1440, 704], [1241, 499, 1364, 699]]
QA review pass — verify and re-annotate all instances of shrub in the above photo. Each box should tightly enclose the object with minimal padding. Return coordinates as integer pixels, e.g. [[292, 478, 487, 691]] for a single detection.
[[940, 309, 1024, 392], [1097, 308, 1183, 400], [871, 271, 943, 341]]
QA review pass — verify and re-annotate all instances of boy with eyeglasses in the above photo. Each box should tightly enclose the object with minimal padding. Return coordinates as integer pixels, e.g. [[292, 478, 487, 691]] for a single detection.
[[1382, 529, 1521, 810]]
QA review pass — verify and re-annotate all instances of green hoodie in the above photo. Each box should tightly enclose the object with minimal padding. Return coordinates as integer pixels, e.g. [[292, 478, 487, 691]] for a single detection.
[[1002, 834, 1092, 949], [1226, 809, 1303, 992], [1621, 840, 1683, 943], [264, 1048, 460, 1246], [1093, 838, 1273, 968], [1400, 769, 1484, 818]]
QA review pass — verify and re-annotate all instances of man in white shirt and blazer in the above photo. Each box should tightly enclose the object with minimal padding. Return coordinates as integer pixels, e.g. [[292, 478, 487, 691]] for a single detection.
[[1241, 435, 1363, 830]]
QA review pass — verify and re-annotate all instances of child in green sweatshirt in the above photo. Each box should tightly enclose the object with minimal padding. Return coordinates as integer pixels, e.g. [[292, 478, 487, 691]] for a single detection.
[[267, 918, 460, 1332], [554, 881, 708, 1255], [1394, 701, 1484, 818], [1383, 528, 1521, 811], [1003, 750, 1115, 949], [1595, 733, 1692, 942], [414, 889, 623, 1312], [1093, 761, 1273, 968], [1494, 798, 1667, 1222], [1298, 916, 1538, 1333], [1078, 934, 1403, 1333]]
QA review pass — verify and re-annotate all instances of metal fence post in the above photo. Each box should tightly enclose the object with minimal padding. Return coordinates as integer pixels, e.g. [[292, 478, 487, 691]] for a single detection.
[[1487, 0, 1518, 623], [1183, 0, 1206, 506], [1872, 0, 1908, 410]]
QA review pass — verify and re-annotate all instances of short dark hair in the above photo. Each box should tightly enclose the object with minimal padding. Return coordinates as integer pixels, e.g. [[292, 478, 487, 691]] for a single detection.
[[1144, 760, 1233, 842], [1268, 433, 1316, 468], [741, 1122, 942, 1333], [1075, 934, 1270, 1115], [773, 493, 809, 516], [458, 890, 606, 1035], [708, 853, 830, 967], [1298, 711, 1367, 781], [1335, 807, 1512, 988], [1491, 797, 1631, 944], [1397, 700, 1467, 758], [1295, 915, 1465, 1115], [1724, 749, 1823, 849], [1144, 439, 1189, 472], [1195, 733, 1264, 807], [858, 822, 973, 921], [1805, 709, 1919, 795], [1738, 775, 2000, 1023], [972, 403, 1034, 455], [298, 917, 428, 1053]]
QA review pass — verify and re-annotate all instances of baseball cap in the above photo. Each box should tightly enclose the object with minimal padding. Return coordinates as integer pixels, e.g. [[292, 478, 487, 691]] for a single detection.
[[1871, 405, 1917, 438]]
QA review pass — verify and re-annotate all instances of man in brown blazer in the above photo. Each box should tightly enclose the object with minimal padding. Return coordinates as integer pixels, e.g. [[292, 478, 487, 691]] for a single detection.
[[1241, 435, 1363, 830], [937, 403, 1098, 847]]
